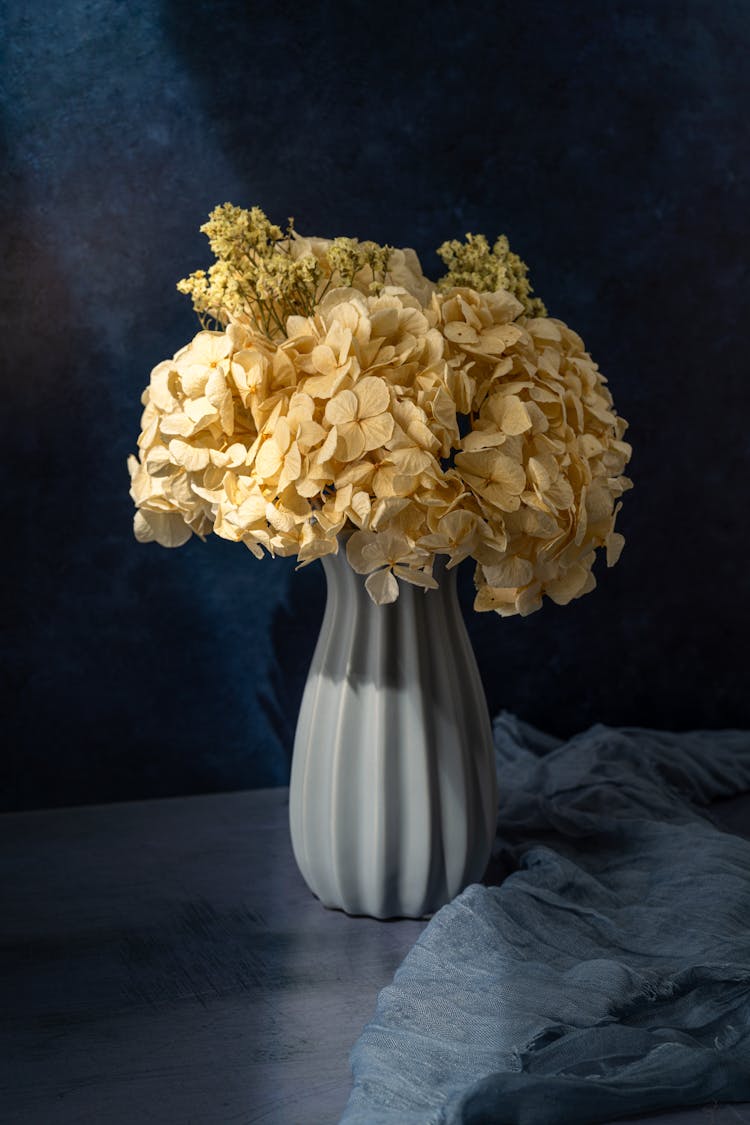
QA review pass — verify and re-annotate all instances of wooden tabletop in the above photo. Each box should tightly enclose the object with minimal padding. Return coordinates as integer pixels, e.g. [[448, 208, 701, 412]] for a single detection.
[[1, 786, 749, 1125]]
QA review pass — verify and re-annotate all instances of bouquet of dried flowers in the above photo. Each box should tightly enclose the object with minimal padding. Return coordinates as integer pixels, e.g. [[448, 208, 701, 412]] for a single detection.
[[129, 204, 632, 615]]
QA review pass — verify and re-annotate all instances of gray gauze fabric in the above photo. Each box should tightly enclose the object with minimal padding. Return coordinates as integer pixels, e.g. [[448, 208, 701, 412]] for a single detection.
[[341, 714, 750, 1124]]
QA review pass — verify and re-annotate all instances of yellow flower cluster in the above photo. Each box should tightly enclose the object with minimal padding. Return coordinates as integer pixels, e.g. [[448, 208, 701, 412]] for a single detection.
[[436, 232, 547, 317], [176, 203, 399, 339], [130, 218, 632, 617]]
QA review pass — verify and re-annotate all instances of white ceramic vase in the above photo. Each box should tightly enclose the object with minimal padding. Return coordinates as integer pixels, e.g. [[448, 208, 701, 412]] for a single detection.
[[289, 549, 498, 919]]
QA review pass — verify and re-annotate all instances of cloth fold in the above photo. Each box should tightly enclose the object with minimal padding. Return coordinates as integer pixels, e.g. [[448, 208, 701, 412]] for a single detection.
[[341, 715, 750, 1124]]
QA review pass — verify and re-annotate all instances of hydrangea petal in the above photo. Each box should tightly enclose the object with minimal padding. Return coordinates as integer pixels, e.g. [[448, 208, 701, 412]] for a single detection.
[[360, 413, 394, 453], [325, 390, 358, 426], [134, 509, 192, 548], [365, 568, 399, 605], [355, 376, 390, 418]]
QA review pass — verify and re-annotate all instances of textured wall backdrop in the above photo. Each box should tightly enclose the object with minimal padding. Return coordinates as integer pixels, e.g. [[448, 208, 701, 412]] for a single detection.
[[3, 0, 749, 811]]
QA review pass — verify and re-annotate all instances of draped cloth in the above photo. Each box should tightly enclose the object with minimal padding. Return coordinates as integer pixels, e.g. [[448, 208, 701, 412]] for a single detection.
[[340, 715, 750, 1124]]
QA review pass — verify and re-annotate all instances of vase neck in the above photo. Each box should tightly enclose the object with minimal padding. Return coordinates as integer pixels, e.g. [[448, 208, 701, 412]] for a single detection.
[[321, 548, 457, 608]]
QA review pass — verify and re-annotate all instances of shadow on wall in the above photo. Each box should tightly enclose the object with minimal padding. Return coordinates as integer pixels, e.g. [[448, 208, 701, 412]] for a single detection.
[[259, 562, 325, 772], [1, 136, 298, 808], [155, 0, 468, 253]]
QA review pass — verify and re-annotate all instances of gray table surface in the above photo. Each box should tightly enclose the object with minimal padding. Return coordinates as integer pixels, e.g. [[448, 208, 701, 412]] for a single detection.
[[1, 786, 748, 1125]]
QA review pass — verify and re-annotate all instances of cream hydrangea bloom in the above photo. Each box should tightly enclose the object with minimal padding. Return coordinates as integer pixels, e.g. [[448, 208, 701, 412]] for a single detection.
[[432, 289, 632, 616], [130, 226, 631, 618], [128, 327, 260, 548], [211, 286, 461, 574], [324, 377, 394, 461]]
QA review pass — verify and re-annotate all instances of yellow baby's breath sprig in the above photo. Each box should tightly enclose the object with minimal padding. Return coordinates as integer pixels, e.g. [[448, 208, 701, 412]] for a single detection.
[[327, 238, 394, 294], [176, 205, 321, 338], [436, 232, 547, 317], [177, 204, 394, 340]]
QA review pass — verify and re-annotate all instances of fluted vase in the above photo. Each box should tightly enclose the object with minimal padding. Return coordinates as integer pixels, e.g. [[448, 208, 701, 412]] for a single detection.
[[289, 549, 497, 919]]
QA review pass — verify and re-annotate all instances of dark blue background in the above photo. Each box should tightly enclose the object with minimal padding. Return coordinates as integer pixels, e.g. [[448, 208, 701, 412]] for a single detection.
[[3, 0, 749, 812]]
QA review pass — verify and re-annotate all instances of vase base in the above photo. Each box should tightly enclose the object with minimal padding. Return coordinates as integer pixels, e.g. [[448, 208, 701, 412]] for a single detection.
[[314, 892, 435, 922]]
